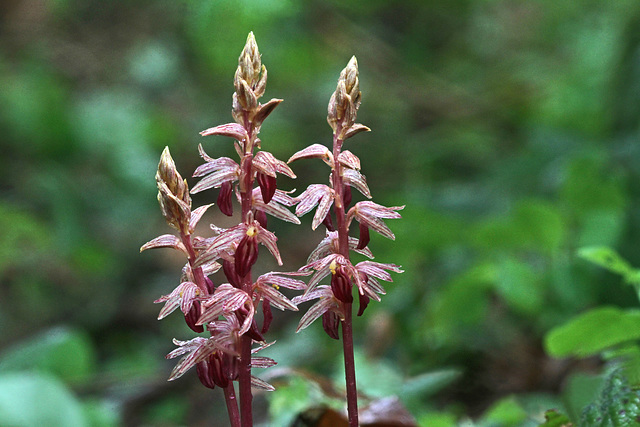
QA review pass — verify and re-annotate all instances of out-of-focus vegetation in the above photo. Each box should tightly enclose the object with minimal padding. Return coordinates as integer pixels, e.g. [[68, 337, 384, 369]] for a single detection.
[[3, 0, 640, 425]]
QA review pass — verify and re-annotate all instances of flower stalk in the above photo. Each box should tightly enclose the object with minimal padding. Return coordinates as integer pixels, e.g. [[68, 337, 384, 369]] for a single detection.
[[289, 56, 404, 427], [142, 32, 304, 426], [141, 33, 403, 427]]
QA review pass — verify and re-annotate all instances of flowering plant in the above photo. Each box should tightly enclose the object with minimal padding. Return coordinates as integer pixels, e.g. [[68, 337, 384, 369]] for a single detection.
[[141, 33, 402, 427], [288, 56, 404, 426]]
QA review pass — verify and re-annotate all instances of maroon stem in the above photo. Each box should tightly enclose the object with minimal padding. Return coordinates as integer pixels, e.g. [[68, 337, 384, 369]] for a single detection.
[[223, 385, 241, 427], [238, 111, 255, 427], [342, 303, 358, 427], [181, 232, 208, 293], [331, 125, 359, 426]]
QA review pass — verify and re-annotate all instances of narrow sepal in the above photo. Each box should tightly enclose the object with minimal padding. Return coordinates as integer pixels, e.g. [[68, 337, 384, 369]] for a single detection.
[[342, 123, 370, 140], [347, 201, 404, 240], [200, 123, 249, 141], [287, 143, 333, 166], [191, 166, 239, 194], [189, 204, 214, 233], [338, 150, 361, 170], [343, 169, 371, 198], [296, 292, 339, 332], [253, 151, 296, 178], [140, 234, 188, 255], [251, 376, 275, 391], [253, 98, 283, 128]]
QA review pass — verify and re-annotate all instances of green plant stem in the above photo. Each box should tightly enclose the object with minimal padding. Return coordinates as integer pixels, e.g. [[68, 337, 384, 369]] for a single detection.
[[223, 385, 241, 427]]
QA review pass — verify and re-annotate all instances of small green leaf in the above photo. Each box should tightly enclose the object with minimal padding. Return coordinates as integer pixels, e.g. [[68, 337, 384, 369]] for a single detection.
[[539, 409, 573, 427], [578, 246, 633, 278], [495, 257, 543, 315], [545, 307, 640, 357], [480, 395, 528, 426]]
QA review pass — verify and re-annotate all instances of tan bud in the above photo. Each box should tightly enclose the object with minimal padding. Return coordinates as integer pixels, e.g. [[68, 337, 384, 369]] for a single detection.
[[327, 56, 362, 135], [236, 78, 258, 111], [238, 32, 261, 87], [254, 65, 267, 99], [156, 147, 191, 233]]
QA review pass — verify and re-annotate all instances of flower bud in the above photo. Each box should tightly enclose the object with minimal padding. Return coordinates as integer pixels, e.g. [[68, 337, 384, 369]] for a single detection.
[[255, 208, 268, 229], [343, 184, 352, 208], [217, 181, 234, 216], [357, 273, 370, 316], [261, 299, 273, 334], [196, 352, 229, 389], [257, 172, 277, 204], [356, 222, 370, 250], [327, 56, 362, 135], [330, 263, 353, 304], [322, 212, 335, 231], [156, 147, 191, 233], [223, 258, 242, 289], [235, 226, 259, 278], [322, 311, 340, 340], [185, 302, 204, 333]]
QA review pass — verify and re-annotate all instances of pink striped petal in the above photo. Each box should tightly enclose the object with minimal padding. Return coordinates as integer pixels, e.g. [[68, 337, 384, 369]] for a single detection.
[[140, 234, 187, 255], [200, 123, 248, 141], [338, 150, 361, 170], [287, 143, 333, 165]]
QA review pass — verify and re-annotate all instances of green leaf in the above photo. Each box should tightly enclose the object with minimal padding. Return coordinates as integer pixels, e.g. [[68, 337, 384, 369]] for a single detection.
[[0, 327, 96, 384], [539, 409, 573, 427], [479, 396, 528, 426], [495, 257, 543, 315], [0, 372, 86, 427], [545, 307, 640, 358], [578, 246, 633, 278]]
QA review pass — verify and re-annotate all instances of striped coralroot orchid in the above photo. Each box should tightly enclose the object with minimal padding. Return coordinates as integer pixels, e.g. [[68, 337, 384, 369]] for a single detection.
[[288, 57, 403, 427], [141, 32, 304, 427]]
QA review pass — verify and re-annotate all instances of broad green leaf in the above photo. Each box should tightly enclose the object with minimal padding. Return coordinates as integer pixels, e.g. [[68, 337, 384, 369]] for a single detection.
[[0, 327, 95, 384], [496, 257, 543, 315], [0, 372, 85, 427], [545, 307, 640, 358]]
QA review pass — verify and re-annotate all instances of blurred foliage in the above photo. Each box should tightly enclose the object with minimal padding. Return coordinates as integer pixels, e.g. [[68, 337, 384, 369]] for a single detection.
[[3, 0, 640, 425]]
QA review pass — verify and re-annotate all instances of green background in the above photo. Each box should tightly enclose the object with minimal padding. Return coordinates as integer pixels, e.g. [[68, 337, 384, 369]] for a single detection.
[[2, 0, 640, 425]]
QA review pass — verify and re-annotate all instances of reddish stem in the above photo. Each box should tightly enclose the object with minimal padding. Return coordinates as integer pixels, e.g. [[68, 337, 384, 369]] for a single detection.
[[238, 112, 256, 427], [342, 303, 358, 427], [331, 125, 359, 426], [239, 335, 253, 427], [223, 385, 241, 427], [181, 232, 208, 294]]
